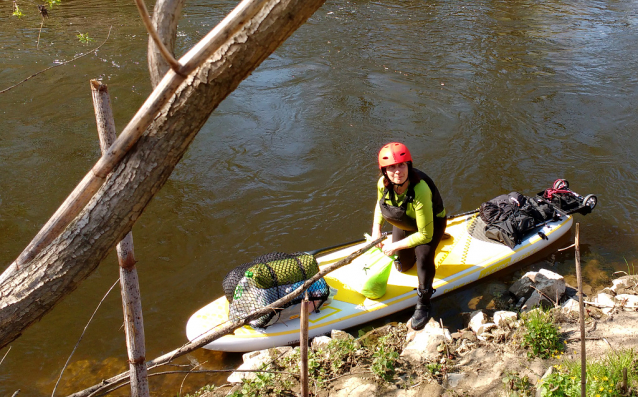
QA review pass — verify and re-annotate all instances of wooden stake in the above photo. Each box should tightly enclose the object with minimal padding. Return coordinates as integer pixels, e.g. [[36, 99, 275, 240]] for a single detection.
[[575, 223, 586, 397], [91, 80, 149, 397], [300, 292, 309, 397]]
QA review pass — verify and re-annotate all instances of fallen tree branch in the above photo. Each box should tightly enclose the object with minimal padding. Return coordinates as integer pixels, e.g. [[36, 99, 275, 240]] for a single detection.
[[0, 27, 112, 95], [69, 237, 382, 397]]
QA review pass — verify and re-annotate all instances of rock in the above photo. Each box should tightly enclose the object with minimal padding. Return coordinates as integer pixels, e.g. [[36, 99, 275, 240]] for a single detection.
[[468, 310, 488, 334], [230, 346, 292, 383], [331, 329, 354, 341], [446, 373, 465, 388], [329, 375, 377, 396], [493, 311, 517, 327], [401, 318, 452, 362], [534, 269, 566, 303], [311, 335, 332, 351], [595, 293, 616, 314], [358, 324, 393, 347], [509, 271, 536, 299], [561, 298, 580, 315], [612, 277, 638, 292], [521, 291, 553, 312], [616, 294, 638, 308], [476, 322, 497, 336]]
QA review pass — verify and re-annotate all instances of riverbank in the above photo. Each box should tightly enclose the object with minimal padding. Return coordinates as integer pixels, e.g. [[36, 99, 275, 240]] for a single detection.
[[195, 273, 638, 397]]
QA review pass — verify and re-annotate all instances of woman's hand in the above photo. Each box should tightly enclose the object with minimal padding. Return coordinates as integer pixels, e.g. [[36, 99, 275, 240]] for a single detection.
[[381, 241, 398, 257]]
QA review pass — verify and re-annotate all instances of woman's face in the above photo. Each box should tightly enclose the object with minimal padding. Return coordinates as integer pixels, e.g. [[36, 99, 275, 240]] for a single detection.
[[385, 162, 409, 185]]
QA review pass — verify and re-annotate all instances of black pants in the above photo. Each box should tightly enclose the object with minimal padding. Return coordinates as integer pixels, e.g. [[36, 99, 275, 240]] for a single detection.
[[392, 216, 447, 291]]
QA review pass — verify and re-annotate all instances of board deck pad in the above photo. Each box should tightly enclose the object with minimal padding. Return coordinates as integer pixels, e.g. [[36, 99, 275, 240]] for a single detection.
[[186, 214, 573, 351]]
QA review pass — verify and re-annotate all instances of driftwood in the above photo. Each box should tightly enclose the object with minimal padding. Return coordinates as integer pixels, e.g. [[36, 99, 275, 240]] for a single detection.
[[68, 237, 382, 397], [91, 80, 149, 397], [0, 0, 327, 349]]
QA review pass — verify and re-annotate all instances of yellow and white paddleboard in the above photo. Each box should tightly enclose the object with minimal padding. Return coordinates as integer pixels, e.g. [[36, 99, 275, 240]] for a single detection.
[[186, 213, 573, 352]]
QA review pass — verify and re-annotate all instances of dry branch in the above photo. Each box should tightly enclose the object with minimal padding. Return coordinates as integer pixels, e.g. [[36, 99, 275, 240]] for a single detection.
[[68, 237, 382, 397], [0, 27, 112, 95]]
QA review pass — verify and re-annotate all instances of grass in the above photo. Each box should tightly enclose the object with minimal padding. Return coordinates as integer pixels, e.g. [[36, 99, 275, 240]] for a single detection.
[[520, 308, 565, 359], [539, 348, 638, 397]]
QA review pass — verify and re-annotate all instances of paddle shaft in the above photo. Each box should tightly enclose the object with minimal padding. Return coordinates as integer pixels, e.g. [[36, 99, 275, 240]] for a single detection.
[[307, 209, 479, 256]]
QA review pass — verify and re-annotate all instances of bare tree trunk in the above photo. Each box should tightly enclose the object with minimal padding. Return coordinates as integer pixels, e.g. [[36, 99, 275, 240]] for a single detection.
[[91, 80, 150, 397], [148, 0, 186, 88], [0, 0, 326, 349]]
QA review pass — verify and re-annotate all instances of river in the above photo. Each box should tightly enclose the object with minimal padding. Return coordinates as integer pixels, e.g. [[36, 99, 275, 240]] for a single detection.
[[1, 0, 637, 394]]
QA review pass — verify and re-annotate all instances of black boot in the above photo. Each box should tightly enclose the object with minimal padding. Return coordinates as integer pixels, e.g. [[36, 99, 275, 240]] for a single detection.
[[410, 288, 435, 330]]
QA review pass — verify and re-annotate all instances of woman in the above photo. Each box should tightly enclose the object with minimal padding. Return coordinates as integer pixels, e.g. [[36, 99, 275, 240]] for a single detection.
[[371, 142, 447, 330]]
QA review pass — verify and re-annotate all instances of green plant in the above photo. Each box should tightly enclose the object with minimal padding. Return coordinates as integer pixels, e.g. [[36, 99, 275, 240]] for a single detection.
[[426, 362, 442, 376], [624, 257, 636, 276], [228, 369, 275, 397], [502, 371, 534, 397], [540, 349, 637, 397], [77, 32, 94, 44], [520, 309, 564, 359], [46, 0, 61, 7], [371, 335, 400, 381], [181, 384, 215, 397], [12, 2, 24, 18]]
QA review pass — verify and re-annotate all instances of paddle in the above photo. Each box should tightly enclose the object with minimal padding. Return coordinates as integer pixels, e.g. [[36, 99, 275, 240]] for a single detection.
[[306, 209, 480, 256]]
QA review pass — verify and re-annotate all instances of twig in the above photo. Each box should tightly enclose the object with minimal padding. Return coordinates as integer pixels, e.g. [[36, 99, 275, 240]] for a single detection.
[[565, 336, 601, 342], [557, 243, 575, 252], [11, 390, 20, 397], [0, 346, 11, 366], [88, 369, 295, 397], [51, 278, 120, 397], [326, 371, 372, 383], [0, 26, 112, 94], [133, 0, 183, 74], [37, 17, 44, 50], [179, 361, 206, 397]]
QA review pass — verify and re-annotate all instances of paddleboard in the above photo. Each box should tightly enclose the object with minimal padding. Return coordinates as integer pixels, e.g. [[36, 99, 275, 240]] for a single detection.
[[186, 211, 574, 352]]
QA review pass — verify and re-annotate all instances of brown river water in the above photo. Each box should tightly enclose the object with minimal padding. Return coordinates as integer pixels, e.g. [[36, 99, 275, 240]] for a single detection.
[[1, 0, 638, 394]]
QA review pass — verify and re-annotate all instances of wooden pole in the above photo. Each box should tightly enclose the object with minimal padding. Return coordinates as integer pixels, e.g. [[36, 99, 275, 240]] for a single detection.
[[91, 80, 150, 397], [300, 292, 309, 397], [68, 237, 383, 397], [575, 223, 586, 397]]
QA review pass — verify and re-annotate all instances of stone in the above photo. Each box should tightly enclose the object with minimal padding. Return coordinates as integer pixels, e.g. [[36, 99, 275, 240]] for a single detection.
[[468, 310, 487, 334], [509, 271, 537, 299], [616, 294, 638, 308], [493, 311, 518, 327], [401, 318, 452, 362], [230, 346, 292, 383], [522, 290, 553, 312], [534, 269, 566, 303], [311, 335, 332, 351], [595, 293, 616, 313], [331, 329, 354, 341], [358, 323, 393, 347], [476, 322, 497, 336], [329, 375, 377, 396], [447, 373, 465, 388], [561, 298, 580, 315]]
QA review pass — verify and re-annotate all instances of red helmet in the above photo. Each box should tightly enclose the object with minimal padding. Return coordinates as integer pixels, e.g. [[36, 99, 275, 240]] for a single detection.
[[378, 142, 412, 169]]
